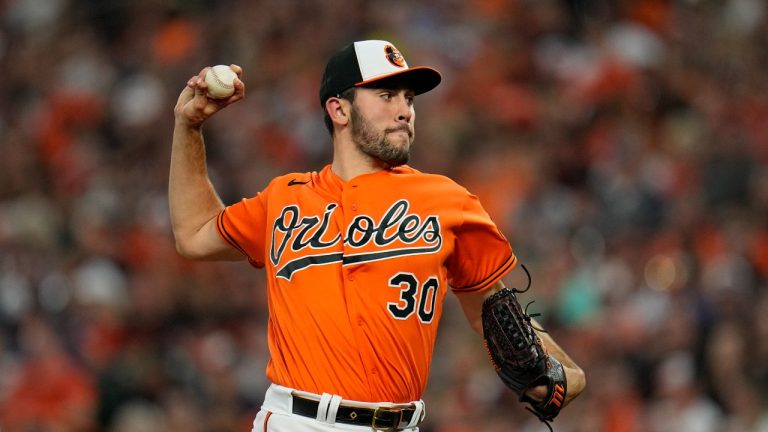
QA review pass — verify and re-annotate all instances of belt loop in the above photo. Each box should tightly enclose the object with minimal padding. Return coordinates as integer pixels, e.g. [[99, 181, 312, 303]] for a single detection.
[[316, 393, 333, 423], [405, 400, 425, 428], [325, 394, 343, 424]]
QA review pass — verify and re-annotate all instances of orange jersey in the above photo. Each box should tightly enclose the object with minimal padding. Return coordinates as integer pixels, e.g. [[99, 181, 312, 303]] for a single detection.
[[216, 164, 515, 402]]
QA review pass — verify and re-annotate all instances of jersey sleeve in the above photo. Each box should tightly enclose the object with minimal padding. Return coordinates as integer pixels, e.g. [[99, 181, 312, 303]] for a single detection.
[[447, 192, 517, 293], [215, 193, 268, 267]]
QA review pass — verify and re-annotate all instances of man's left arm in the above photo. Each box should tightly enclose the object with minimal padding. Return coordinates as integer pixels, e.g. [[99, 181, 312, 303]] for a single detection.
[[529, 316, 586, 405], [454, 266, 586, 406]]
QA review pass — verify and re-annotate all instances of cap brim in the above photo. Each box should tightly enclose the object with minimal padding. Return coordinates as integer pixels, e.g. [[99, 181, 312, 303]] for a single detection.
[[355, 66, 442, 96]]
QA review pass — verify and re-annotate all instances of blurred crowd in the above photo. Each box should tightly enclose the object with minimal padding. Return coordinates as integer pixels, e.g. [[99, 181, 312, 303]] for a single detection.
[[1, 0, 768, 431]]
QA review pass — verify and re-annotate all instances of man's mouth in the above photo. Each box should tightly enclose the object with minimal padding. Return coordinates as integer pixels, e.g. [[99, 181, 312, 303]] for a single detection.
[[387, 127, 412, 137]]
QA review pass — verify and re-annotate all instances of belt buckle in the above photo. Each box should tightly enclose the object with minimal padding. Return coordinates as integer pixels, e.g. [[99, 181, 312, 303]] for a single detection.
[[372, 406, 403, 431]]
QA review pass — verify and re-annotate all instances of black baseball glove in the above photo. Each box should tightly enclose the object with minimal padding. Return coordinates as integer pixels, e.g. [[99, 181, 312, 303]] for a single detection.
[[482, 284, 567, 430]]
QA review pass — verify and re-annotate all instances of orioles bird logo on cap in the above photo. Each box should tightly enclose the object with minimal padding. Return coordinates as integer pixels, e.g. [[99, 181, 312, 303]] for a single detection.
[[384, 45, 406, 68]]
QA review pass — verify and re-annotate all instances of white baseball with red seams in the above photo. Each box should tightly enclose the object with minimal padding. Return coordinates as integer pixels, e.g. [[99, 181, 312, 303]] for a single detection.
[[205, 65, 237, 99]]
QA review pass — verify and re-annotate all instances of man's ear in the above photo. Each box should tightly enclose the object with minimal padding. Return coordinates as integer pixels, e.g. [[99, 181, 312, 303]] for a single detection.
[[325, 97, 350, 128]]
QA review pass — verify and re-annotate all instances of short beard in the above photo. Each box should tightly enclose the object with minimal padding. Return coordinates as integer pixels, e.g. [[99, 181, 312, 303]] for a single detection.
[[350, 104, 411, 167]]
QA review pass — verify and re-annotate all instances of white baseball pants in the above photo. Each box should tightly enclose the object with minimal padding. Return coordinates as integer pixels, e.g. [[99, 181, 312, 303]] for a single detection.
[[251, 383, 425, 432]]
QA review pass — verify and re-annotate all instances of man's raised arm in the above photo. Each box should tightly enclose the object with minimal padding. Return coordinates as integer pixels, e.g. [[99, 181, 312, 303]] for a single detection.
[[169, 65, 245, 261]]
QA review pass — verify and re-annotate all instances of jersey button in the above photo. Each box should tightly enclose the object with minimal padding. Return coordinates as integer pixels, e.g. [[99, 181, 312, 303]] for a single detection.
[[351, 203, 358, 211], [371, 367, 378, 375], [357, 318, 364, 326]]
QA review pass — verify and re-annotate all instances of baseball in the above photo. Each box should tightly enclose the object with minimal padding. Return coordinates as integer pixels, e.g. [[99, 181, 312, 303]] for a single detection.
[[204, 65, 237, 99]]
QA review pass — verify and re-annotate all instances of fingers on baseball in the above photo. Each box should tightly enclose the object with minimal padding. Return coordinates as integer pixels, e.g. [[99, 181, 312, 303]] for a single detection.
[[226, 65, 245, 97], [194, 89, 211, 110], [185, 68, 242, 110], [231, 81, 245, 101], [177, 84, 195, 105]]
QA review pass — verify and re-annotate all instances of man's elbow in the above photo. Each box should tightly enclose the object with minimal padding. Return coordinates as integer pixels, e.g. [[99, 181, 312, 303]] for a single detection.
[[174, 234, 243, 262], [174, 237, 204, 260], [565, 365, 586, 404]]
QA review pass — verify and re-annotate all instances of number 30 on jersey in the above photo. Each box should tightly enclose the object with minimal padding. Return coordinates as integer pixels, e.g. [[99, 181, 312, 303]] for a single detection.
[[387, 273, 439, 323]]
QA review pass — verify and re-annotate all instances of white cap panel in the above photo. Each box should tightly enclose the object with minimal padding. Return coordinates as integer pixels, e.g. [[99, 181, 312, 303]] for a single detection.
[[353, 40, 410, 81]]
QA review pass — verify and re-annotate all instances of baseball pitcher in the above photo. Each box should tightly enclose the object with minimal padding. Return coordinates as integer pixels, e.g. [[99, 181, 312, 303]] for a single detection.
[[170, 39, 585, 431]]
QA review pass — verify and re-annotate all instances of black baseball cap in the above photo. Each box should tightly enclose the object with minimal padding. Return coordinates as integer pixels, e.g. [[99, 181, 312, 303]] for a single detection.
[[319, 40, 442, 106]]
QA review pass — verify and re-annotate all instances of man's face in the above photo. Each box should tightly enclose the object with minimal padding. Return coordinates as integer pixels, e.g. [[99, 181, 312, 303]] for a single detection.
[[349, 87, 416, 167]]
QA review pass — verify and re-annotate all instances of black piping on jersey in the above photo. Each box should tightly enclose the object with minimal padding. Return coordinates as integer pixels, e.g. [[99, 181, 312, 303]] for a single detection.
[[452, 253, 517, 292], [217, 211, 250, 258], [275, 239, 443, 280]]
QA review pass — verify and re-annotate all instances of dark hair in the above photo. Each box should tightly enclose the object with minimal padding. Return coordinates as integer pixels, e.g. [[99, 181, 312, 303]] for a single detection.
[[322, 87, 357, 135]]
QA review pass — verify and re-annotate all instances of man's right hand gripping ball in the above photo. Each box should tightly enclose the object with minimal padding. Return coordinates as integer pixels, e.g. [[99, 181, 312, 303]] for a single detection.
[[482, 288, 567, 428]]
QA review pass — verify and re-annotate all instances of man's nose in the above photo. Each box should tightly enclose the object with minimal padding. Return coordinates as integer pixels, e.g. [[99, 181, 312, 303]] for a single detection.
[[395, 95, 412, 123]]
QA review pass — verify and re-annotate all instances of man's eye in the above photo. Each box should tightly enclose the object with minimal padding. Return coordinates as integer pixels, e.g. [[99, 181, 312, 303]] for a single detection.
[[380, 93, 392, 100], [406, 96, 415, 105]]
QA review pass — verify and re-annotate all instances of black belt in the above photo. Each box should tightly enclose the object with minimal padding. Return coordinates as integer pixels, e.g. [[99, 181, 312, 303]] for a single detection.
[[291, 395, 419, 430]]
